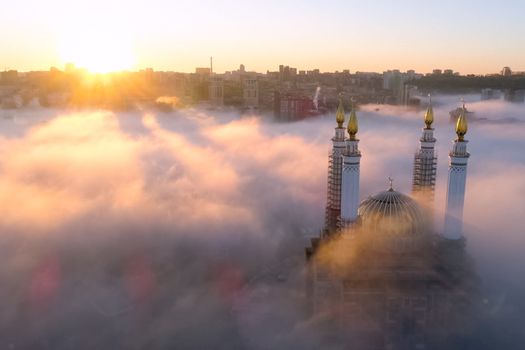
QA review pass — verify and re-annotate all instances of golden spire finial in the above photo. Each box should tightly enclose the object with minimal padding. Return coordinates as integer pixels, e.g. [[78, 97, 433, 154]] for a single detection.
[[347, 98, 358, 139], [336, 98, 345, 128], [424, 94, 434, 129], [388, 176, 394, 191], [455, 99, 468, 141]]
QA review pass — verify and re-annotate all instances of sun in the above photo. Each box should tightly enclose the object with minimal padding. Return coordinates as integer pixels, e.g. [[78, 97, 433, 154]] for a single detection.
[[59, 27, 135, 73]]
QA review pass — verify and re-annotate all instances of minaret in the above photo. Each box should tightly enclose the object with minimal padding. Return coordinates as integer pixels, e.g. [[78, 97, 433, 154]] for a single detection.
[[324, 99, 346, 234], [412, 95, 437, 203], [443, 103, 470, 240], [340, 103, 361, 227]]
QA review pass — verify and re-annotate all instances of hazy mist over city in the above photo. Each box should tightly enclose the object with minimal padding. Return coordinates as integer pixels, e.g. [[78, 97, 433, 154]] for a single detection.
[[2, 0, 525, 349], [0, 95, 523, 348]]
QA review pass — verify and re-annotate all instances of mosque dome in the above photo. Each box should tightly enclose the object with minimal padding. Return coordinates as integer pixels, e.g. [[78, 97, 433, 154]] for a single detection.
[[358, 187, 429, 252]]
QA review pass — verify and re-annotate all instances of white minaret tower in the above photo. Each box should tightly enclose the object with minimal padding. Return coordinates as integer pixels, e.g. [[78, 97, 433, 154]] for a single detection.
[[324, 99, 346, 234], [412, 95, 438, 205], [340, 103, 361, 227], [443, 103, 470, 240]]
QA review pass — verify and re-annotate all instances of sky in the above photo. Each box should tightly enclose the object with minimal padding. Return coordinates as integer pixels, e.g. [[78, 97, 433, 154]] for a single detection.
[[0, 97, 524, 348], [1, 0, 524, 74]]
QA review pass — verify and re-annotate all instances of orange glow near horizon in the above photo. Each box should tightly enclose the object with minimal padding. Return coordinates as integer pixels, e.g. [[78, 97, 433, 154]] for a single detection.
[[1, 1, 524, 75]]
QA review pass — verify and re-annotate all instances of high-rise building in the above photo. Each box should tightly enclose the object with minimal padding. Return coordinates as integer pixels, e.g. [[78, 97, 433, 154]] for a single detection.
[[382, 70, 421, 105]]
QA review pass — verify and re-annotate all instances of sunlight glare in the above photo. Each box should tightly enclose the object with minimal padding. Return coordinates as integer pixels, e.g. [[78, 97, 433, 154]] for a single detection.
[[59, 26, 135, 73]]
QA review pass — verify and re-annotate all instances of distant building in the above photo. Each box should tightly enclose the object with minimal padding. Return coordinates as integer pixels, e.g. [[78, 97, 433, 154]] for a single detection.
[[274, 92, 315, 120], [1, 70, 18, 84], [278, 65, 297, 81], [383, 70, 421, 105], [481, 88, 501, 100], [444, 69, 454, 75], [195, 67, 211, 75], [432, 69, 442, 75], [208, 76, 224, 105], [45, 92, 70, 107], [503, 89, 525, 103], [0, 94, 22, 109], [501, 66, 512, 76], [242, 78, 259, 108], [383, 70, 401, 90], [402, 84, 419, 106]]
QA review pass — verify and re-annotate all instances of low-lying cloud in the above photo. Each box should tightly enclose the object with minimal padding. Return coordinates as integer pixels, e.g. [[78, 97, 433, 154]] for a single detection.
[[0, 95, 524, 348]]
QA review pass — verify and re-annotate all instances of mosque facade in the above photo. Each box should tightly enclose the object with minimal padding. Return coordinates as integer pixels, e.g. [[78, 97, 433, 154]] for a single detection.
[[306, 99, 478, 350]]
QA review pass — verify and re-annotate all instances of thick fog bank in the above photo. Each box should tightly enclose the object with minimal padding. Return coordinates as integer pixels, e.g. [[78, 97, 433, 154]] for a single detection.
[[0, 96, 524, 348]]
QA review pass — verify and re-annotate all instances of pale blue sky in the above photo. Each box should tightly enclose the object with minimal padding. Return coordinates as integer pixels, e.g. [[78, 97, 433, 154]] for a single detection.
[[1, 0, 524, 73]]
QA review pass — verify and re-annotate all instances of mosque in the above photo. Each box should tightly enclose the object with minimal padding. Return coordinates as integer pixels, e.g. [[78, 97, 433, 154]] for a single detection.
[[305, 99, 479, 350]]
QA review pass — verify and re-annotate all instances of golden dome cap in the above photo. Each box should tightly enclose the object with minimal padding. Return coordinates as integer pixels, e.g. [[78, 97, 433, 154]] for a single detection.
[[335, 99, 345, 128], [456, 102, 468, 141], [424, 95, 434, 129], [347, 103, 358, 139]]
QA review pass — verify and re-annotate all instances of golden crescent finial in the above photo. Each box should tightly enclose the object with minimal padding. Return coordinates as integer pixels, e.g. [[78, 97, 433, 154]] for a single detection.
[[347, 98, 358, 139], [335, 98, 345, 128], [424, 93, 434, 129], [456, 100, 468, 141]]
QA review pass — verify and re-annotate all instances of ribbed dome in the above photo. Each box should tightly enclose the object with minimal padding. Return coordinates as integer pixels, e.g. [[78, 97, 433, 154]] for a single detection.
[[358, 188, 428, 251]]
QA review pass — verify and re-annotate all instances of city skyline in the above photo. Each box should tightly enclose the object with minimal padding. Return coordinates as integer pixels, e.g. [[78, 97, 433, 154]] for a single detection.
[[1, 0, 524, 74]]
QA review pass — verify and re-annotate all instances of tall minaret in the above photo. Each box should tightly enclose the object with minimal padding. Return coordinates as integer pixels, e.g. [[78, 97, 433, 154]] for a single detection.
[[324, 99, 346, 234], [443, 103, 470, 240], [412, 95, 437, 203], [340, 103, 361, 227]]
